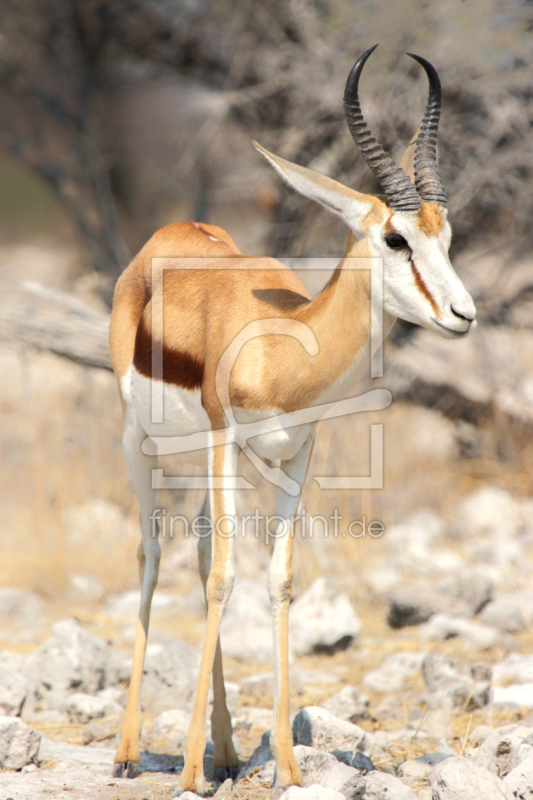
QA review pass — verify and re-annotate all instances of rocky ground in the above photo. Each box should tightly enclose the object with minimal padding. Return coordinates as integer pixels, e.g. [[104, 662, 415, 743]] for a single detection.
[[1, 484, 533, 799]]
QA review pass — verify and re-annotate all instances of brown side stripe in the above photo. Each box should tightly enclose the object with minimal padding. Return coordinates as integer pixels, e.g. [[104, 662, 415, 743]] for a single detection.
[[410, 258, 441, 318], [133, 318, 204, 390]]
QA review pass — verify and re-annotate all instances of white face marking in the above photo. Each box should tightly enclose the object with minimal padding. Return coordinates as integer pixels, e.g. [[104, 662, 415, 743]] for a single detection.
[[365, 212, 476, 338]]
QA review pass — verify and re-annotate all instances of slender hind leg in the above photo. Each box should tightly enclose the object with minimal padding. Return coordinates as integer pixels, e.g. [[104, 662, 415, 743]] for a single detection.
[[197, 492, 240, 782], [113, 410, 160, 778], [180, 438, 237, 795], [269, 434, 314, 787]]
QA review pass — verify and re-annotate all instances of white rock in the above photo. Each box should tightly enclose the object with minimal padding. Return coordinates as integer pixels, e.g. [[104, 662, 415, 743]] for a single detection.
[[151, 708, 190, 747], [437, 569, 494, 615], [362, 770, 417, 799], [504, 752, 533, 798], [480, 593, 533, 632], [279, 786, 346, 800], [399, 753, 452, 784], [26, 618, 111, 696], [493, 654, 533, 686], [322, 686, 370, 723], [0, 716, 40, 769], [0, 588, 44, 628], [293, 707, 368, 754], [492, 683, 533, 709], [419, 614, 499, 649], [0, 653, 28, 715], [67, 574, 105, 604], [293, 744, 365, 797], [456, 487, 524, 540], [363, 652, 425, 693], [422, 653, 491, 709], [290, 578, 361, 656], [479, 731, 521, 776], [384, 509, 445, 558], [220, 579, 274, 662], [142, 640, 200, 714], [67, 692, 121, 724], [430, 756, 506, 799]]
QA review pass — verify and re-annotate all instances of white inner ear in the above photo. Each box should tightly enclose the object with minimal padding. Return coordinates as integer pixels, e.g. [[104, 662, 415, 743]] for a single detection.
[[253, 141, 375, 238]]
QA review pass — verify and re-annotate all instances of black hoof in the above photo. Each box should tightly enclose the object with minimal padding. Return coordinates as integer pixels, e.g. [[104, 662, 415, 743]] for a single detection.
[[112, 760, 140, 779], [213, 764, 240, 783]]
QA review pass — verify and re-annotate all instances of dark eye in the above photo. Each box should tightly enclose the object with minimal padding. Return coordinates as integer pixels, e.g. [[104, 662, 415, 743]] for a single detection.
[[385, 233, 408, 250]]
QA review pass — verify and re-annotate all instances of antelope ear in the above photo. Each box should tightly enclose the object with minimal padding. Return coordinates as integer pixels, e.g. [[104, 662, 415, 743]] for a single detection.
[[399, 125, 421, 185], [253, 140, 381, 238]]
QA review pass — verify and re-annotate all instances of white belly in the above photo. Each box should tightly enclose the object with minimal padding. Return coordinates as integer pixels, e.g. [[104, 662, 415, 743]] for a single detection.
[[124, 366, 315, 465]]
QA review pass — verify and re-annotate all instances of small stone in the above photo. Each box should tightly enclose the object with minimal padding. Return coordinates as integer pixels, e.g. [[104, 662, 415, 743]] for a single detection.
[[25, 618, 111, 696], [430, 756, 506, 799], [363, 652, 425, 693], [67, 692, 120, 724], [322, 687, 370, 724], [0, 653, 28, 716], [220, 580, 273, 663], [0, 588, 44, 628], [332, 750, 375, 773], [399, 753, 452, 784], [142, 640, 200, 715], [290, 579, 361, 656], [150, 708, 190, 748], [503, 752, 533, 798], [480, 593, 533, 633], [479, 731, 521, 776], [422, 653, 491, 709], [293, 745, 366, 798], [492, 683, 533, 709], [293, 707, 368, 754], [362, 770, 417, 799], [419, 614, 499, 649], [67, 574, 105, 604], [213, 778, 233, 796], [437, 569, 493, 615], [387, 585, 471, 628], [278, 786, 346, 800], [493, 653, 533, 686], [0, 716, 41, 770]]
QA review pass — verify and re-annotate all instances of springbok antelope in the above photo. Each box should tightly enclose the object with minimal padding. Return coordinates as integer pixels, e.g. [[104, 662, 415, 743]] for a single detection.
[[109, 46, 476, 793]]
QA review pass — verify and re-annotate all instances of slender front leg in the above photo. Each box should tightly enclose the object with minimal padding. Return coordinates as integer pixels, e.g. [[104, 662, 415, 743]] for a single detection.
[[180, 437, 238, 795], [269, 434, 314, 788], [196, 493, 240, 782], [114, 411, 161, 778]]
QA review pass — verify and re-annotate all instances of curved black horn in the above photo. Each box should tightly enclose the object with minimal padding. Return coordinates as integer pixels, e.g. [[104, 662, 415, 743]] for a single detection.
[[406, 53, 447, 207], [343, 45, 421, 212]]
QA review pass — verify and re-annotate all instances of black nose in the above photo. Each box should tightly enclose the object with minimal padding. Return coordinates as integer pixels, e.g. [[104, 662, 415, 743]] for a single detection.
[[450, 305, 475, 323]]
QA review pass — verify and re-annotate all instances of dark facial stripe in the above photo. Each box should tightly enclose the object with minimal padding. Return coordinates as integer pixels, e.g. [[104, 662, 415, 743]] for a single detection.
[[133, 318, 204, 390], [409, 258, 441, 318]]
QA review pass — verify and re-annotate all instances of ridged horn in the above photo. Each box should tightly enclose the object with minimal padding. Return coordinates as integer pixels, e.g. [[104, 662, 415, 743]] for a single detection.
[[406, 53, 447, 207], [343, 45, 421, 212]]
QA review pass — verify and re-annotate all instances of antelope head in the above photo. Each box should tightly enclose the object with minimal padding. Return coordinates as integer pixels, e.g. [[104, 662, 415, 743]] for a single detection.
[[254, 45, 476, 338]]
